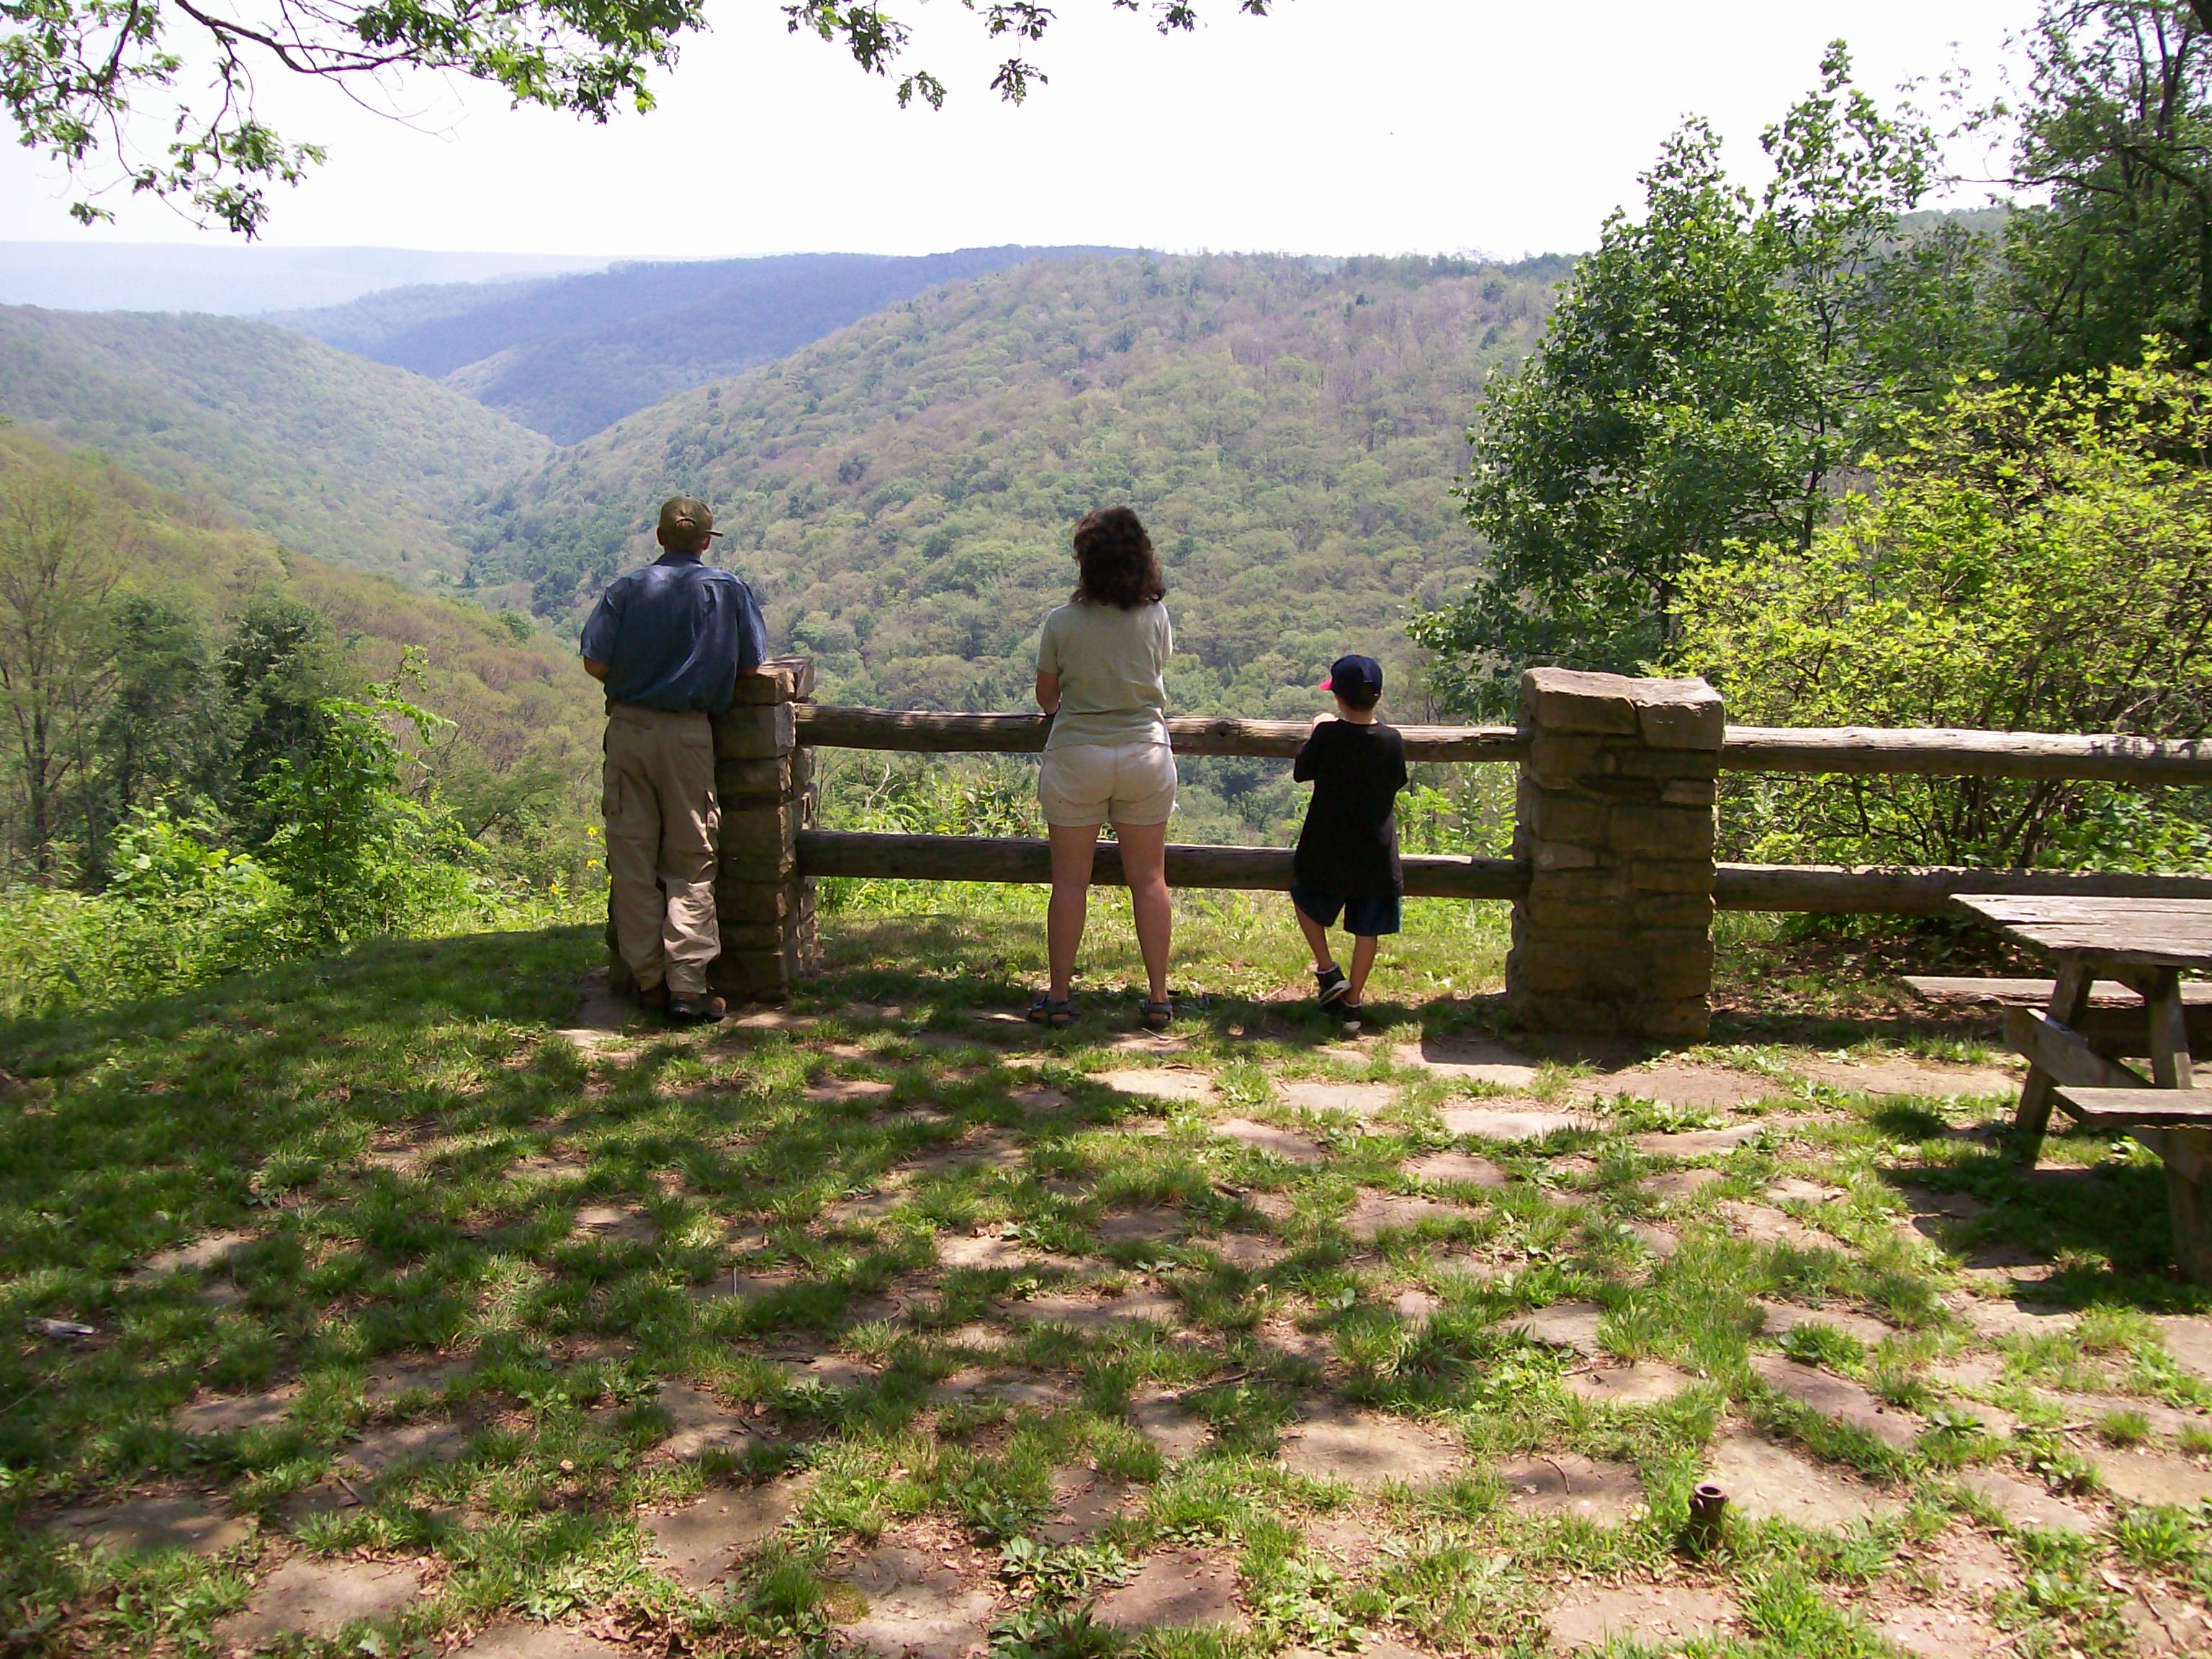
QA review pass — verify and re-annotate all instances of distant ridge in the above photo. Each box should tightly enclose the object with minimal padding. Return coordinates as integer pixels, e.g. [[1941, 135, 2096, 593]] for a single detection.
[[276, 246, 1132, 442], [0, 243, 614, 316]]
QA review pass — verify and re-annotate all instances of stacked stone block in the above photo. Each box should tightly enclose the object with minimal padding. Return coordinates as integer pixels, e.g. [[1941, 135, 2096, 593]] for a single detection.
[[709, 656, 818, 1001], [603, 656, 818, 1004], [1506, 667, 1724, 1043]]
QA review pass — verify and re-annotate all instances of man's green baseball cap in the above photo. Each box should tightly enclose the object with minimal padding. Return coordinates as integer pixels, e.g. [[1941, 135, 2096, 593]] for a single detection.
[[657, 495, 721, 541]]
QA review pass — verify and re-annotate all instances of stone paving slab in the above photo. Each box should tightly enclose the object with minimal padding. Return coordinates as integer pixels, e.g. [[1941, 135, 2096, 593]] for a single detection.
[[1094, 1208, 1184, 1244], [2123, 1585, 2212, 1656], [215, 1556, 422, 1646], [1007, 1287, 1184, 1331], [457, 1623, 628, 1659], [832, 1544, 996, 1659], [1546, 1583, 1732, 1652], [1277, 1404, 1462, 1488], [1644, 1167, 1726, 1204], [1344, 1192, 1476, 1240], [1403, 1150, 1508, 1187], [1755, 1300, 1896, 1349], [1094, 1068, 1215, 1103], [1205, 1232, 1286, 1270], [364, 1355, 469, 1404], [645, 1477, 805, 1587], [1717, 1201, 1831, 1251], [50, 1493, 250, 1556], [1955, 1298, 2077, 1341], [1493, 1452, 1644, 1524], [1279, 1080, 1401, 1118], [342, 1420, 466, 1476], [1095, 1549, 1242, 1629], [803, 1077, 897, 1107], [1040, 1470, 1134, 1542], [1750, 1353, 1920, 1449], [1797, 1056, 2017, 1100], [1873, 1602, 2005, 1659], [2086, 1445, 2212, 1507], [2154, 1313, 2212, 1385], [1214, 1118, 1326, 1163], [934, 1370, 1074, 1411], [653, 1381, 754, 1459], [1632, 1120, 1812, 1157], [137, 1230, 252, 1277], [174, 1388, 294, 1434], [1392, 1037, 1541, 1087], [1441, 1104, 1586, 1141], [1702, 1432, 1897, 1529], [1563, 1361, 1696, 1407], [1954, 1467, 2097, 1535], [1130, 1390, 1210, 1458], [938, 1231, 1038, 1271], [1579, 1064, 1776, 1110], [2042, 1390, 2212, 1442], [1501, 1301, 1606, 1357]]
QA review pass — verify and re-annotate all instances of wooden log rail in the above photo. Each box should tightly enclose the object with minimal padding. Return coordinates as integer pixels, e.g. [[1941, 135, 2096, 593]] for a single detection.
[[796, 704, 2212, 783]]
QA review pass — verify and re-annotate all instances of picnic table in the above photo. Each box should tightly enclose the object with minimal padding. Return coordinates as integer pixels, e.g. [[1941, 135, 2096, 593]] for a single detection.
[[1953, 894, 2212, 1283]]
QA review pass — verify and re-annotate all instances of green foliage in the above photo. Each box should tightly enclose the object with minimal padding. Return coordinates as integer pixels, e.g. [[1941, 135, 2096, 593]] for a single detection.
[[2002, 3, 2212, 379], [1417, 46, 1991, 716], [1672, 354, 2212, 867]]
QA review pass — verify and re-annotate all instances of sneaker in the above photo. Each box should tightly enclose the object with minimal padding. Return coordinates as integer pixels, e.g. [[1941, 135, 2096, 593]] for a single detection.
[[665, 992, 727, 1025], [1339, 1002, 1364, 1037], [1315, 965, 1349, 1007]]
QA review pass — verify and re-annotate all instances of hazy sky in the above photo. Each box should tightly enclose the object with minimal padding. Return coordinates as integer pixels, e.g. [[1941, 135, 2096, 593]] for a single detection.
[[1, 0, 2028, 258]]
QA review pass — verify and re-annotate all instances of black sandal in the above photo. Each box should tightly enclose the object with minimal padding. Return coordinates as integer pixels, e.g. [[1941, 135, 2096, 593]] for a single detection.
[[1139, 997, 1174, 1032], [1025, 993, 1074, 1028]]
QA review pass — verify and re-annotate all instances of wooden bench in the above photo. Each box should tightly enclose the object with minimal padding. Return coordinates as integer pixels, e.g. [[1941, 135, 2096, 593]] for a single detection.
[[2052, 1087, 2212, 1282], [1905, 975, 2212, 1054]]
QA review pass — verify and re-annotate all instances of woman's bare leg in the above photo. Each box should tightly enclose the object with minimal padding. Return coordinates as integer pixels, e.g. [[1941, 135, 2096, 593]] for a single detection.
[[1113, 818, 1173, 1004], [1047, 822, 1100, 1001]]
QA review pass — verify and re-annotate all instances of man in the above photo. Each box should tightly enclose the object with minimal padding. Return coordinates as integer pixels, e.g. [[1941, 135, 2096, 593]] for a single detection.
[[580, 496, 768, 1022]]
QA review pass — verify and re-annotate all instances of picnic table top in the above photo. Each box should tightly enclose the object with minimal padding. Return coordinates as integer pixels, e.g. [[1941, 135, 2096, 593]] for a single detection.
[[1953, 894, 2212, 972]]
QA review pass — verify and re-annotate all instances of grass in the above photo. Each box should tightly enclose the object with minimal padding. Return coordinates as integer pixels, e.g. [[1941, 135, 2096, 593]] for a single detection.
[[1, 895, 2209, 1657]]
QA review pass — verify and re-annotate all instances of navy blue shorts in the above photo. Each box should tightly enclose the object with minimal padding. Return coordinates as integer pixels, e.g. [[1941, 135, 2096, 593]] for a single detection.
[[1290, 882, 1401, 938]]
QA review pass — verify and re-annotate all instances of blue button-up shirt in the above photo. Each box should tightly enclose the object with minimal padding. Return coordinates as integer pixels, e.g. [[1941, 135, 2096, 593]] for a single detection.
[[579, 552, 768, 713]]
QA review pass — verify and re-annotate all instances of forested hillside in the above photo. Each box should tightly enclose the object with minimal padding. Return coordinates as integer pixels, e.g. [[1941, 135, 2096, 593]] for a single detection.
[[0, 307, 551, 577], [474, 252, 1567, 727], [280, 247, 1123, 442]]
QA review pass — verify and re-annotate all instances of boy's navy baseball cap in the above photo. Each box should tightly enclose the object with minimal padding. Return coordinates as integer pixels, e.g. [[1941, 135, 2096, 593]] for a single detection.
[[1322, 654, 1384, 697]]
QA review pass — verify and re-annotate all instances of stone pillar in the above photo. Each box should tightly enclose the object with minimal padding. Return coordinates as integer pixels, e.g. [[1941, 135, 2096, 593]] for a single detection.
[[1506, 667, 1723, 1044], [603, 656, 818, 1004], [709, 656, 818, 1002]]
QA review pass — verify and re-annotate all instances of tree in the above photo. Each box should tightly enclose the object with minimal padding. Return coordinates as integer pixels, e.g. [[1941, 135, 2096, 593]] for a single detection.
[[2001, 3, 2212, 379], [1412, 45, 1979, 717], [219, 593, 338, 839], [1671, 354, 2212, 870], [1, 0, 1273, 236], [0, 474, 117, 879], [86, 594, 228, 880]]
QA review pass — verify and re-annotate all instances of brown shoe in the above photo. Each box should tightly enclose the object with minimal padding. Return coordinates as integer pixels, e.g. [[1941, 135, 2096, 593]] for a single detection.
[[634, 980, 671, 1012], [665, 992, 727, 1025]]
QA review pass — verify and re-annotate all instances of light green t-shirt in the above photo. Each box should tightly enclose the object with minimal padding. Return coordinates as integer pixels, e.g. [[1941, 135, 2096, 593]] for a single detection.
[[1036, 599, 1173, 751]]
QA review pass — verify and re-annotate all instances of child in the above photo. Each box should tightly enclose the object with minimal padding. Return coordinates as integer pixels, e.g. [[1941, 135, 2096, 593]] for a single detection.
[[1290, 654, 1409, 1033]]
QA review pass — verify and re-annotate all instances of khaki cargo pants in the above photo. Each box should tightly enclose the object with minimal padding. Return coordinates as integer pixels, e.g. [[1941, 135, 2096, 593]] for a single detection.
[[603, 703, 719, 998]]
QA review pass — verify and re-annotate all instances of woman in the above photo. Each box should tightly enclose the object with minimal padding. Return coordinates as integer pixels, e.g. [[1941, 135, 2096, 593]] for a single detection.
[[1028, 506, 1177, 1030]]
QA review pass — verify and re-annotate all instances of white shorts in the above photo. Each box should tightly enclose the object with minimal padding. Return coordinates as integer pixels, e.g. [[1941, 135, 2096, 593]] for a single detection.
[[1038, 741, 1178, 827]]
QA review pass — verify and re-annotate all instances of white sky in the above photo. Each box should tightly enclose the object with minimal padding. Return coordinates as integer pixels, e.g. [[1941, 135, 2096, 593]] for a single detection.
[[1, 0, 2028, 258]]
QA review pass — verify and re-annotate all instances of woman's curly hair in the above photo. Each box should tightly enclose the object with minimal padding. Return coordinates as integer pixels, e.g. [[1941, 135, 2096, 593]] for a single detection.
[[1070, 506, 1167, 611]]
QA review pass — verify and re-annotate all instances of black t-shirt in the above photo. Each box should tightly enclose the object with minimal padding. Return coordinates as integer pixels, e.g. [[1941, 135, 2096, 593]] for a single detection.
[[1292, 719, 1409, 896]]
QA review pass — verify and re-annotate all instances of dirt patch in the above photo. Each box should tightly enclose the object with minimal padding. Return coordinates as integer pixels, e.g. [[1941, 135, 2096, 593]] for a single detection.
[[645, 1477, 806, 1587], [364, 1355, 469, 1404], [1344, 1191, 1475, 1240], [174, 1388, 294, 1434], [1440, 1103, 1586, 1141], [1502, 1301, 1606, 1357], [1215, 1118, 1326, 1163], [1624, 1220, 1680, 1259], [1094, 1068, 1215, 1103], [341, 1420, 466, 1477], [2085, 1445, 2212, 1506], [1755, 1300, 1895, 1349], [1205, 1233, 1286, 1270], [2121, 1585, 2212, 1656], [1547, 1583, 1732, 1651], [1277, 1403, 1462, 1488], [1798, 1056, 2016, 1100], [804, 1076, 896, 1107], [1580, 1064, 1776, 1110], [1393, 1036, 1542, 1087], [1010, 1085, 1071, 1113], [50, 1492, 250, 1556], [832, 1542, 997, 1659], [1632, 1120, 1807, 1157], [1919, 1525, 2020, 1600], [1403, 1151, 1508, 1187], [1280, 1080, 1401, 1118], [1096, 1549, 1242, 1630], [1750, 1354, 1919, 1449], [1262, 1323, 1337, 1369], [1096, 1208, 1184, 1244], [1702, 1432, 1897, 1528], [1717, 1200, 1831, 1250], [935, 1370, 1074, 1411], [1395, 1287, 1442, 1322], [1564, 1361, 1695, 1407], [654, 1381, 754, 1459], [1953, 1467, 2096, 1535], [1493, 1452, 1645, 1524], [690, 1268, 797, 1305], [215, 1556, 422, 1645], [788, 1355, 876, 1390]]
